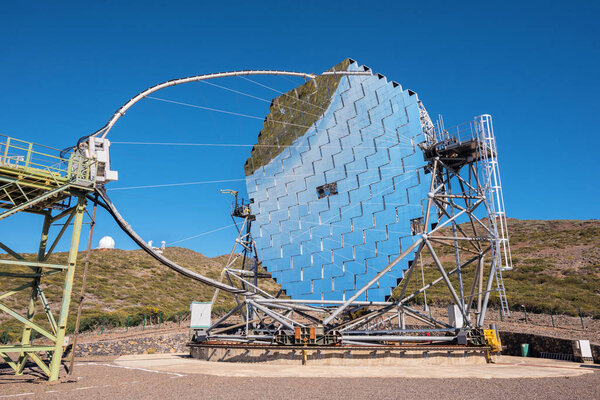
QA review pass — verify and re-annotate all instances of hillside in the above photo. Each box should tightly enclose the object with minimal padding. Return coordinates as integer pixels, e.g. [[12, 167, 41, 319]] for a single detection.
[[396, 219, 600, 317], [0, 219, 598, 340], [502, 219, 599, 314], [0, 247, 280, 339]]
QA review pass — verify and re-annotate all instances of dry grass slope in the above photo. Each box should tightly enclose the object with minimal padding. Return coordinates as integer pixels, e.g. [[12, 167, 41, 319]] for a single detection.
[[0, 247, 280, 340], [1, 219, 598, 341], [394, 219, 600, 318]]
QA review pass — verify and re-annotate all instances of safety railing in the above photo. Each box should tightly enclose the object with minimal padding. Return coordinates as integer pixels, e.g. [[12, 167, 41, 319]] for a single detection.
[[0, 134, 94, 184], [434, 119, 479, 146]]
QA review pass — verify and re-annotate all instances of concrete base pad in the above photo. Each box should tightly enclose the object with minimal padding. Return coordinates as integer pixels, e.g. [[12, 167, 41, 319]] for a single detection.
[[115, 353, 595, 379], [189, 345, 488, 366]]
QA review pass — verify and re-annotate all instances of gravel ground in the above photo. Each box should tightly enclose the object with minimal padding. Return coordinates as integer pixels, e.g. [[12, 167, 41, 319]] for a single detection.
[[1, 359, 599, 400]]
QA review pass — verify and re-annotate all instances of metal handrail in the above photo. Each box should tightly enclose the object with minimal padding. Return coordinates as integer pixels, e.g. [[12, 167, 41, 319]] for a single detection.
[[436, 120, 478, 145], [0, 133, 93, 183]]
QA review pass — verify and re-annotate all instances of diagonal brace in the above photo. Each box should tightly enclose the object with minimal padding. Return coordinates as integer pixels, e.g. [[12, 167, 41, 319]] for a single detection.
[[424, 239, 470, 326], [0, 303, 56, 342], [323, 238, 423, 326]]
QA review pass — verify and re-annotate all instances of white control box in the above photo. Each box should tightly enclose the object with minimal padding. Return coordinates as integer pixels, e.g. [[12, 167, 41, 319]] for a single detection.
[[190, 302, 212, 329], [86, 137, 119, 183]]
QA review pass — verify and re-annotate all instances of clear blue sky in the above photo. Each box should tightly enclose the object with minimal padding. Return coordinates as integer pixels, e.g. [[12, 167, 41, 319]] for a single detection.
[[1, 1, 598, 256]]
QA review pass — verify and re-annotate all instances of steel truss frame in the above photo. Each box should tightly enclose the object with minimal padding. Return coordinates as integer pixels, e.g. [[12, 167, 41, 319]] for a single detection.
[[0, 194, 87, 380], [201, 115, 512, 346]]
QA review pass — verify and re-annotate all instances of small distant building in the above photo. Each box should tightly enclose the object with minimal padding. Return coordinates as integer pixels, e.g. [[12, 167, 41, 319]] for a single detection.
[[148, 240, 166, 254], [98, 236, 115, 250]]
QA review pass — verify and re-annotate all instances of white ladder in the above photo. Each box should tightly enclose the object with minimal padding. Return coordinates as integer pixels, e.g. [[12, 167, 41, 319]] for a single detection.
[[475, 115, 512, 317]]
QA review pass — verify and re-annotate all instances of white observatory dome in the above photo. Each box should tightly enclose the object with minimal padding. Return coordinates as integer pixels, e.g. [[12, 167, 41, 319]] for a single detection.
[[98, 236, 115, 249]]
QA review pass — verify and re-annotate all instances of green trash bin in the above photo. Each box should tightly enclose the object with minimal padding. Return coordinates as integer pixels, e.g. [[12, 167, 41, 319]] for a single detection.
[[521, 343, 530, 357]]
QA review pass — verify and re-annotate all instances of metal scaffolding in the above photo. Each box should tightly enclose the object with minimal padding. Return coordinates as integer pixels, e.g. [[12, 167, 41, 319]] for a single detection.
[[0, 134, 95, 380], [196, 114, 513, 346]]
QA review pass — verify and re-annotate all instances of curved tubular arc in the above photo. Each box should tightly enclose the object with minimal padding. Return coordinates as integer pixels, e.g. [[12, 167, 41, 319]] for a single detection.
[[95, 187, 253, 295], [94, 69, 371, 139], [89, 67, 371, 293]]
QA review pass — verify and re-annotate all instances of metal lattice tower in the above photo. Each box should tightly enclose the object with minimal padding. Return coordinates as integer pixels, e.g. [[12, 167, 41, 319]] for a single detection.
[[419, 114, 513, 323], [0, 134, 95, 380]]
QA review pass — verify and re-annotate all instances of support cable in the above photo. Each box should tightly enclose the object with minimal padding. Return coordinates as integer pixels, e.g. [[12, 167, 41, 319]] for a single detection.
[[167, 224, 237, 246], [94, 187, 250, 295], [105, 164, 420, 191], [145, 95, 410, 149], [198, 78, 413, 145], [152, 72, 412, 147], [111, 141, 415, 151]]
